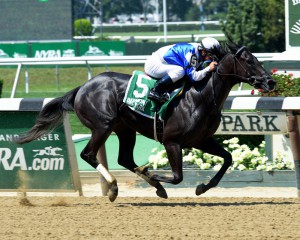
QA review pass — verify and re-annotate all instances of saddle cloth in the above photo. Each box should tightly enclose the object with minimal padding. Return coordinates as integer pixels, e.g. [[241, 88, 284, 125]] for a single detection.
[[123, 70, 184, 120]]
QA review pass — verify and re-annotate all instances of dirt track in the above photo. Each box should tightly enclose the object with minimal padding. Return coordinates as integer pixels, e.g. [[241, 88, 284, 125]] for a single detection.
[[0, 196, 299, 240]]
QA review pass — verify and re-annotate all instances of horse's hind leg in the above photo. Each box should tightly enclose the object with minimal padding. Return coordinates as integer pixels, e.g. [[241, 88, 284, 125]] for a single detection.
[[80, 130, 118, 202], [195, 137, 232, 196], [114, 125, 168, 199]]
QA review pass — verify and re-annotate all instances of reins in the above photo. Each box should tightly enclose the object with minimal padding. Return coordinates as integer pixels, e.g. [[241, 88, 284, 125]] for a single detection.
[[209, 46, 254, 119]]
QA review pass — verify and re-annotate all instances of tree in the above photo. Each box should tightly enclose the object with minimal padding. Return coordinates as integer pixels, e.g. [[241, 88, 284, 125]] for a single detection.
[[258, 0, 285, 52], [102, 0, 143, 22], [221, 0, 285, 52], [221, 0, 263, 51], [185, 4, 201, 21], [203, 0, 237, 20], [167, 0, 194, 21]]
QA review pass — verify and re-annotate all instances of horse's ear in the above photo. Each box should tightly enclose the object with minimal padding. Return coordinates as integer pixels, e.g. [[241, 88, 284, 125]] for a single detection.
[[235, 46, 247, 58], [226, 36, 240, 54], [225, 36, 235, 53]]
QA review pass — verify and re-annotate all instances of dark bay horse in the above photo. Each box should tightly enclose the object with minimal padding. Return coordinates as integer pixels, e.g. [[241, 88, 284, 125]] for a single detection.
[[15, 41, 275, 201]]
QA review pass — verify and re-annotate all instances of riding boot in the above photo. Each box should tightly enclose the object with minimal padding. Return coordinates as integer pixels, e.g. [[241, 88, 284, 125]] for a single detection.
[[148, 75, 173, 103]]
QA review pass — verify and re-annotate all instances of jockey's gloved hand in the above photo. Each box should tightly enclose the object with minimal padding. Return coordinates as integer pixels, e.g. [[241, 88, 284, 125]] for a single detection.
[[209, 61, 218, 72]]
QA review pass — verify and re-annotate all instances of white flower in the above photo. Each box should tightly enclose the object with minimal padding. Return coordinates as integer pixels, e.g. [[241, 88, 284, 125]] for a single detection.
[[229, 137, 239, 144], [159, 157, 169, 167], [237, 164, 246, 171], [251, 148, 261, 157], [151, 148, 158, 153], [228, 143, 240, 149], [213, 164, 222, 171], [259, 141, 265, 148], [183, 153, 196, 163], [256, 165, 266, 170], [266, 165, 274, 171], [200, 162, 211, 170]]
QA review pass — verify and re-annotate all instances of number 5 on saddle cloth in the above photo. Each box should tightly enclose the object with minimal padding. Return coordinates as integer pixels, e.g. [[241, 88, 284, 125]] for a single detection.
[[123, 70, 185, 142]]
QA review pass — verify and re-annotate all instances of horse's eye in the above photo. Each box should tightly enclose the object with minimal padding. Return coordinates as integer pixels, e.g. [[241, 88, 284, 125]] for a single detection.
[[246, 58, 254, 65]]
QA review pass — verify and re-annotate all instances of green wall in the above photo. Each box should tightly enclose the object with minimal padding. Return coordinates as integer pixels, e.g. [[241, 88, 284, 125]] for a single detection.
[[74, 134, 162, 170]]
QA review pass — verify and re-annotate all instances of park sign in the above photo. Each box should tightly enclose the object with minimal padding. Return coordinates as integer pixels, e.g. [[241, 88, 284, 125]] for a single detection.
[[216, 112, 288, 135], [0, 103, 82, 193], [286, 0, 300, 48]]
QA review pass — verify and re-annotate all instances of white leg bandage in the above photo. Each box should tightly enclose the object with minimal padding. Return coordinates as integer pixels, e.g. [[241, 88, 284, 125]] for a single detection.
[[96, 164, 113, 183]]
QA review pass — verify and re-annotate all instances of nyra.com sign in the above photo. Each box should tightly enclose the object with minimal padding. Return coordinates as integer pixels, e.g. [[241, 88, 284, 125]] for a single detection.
[[0, 136, 64, 172], [216, 112, 287, 135], [0, 114, 74, 191]]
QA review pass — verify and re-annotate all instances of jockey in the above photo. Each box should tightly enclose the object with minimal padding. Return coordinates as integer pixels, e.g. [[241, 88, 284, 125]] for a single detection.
[[144, 37, 221, 103]]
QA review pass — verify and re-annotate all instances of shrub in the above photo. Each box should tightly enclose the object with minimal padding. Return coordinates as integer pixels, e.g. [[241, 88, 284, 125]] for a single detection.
[[74, 18, 93, 36], [148, 137, 294, 171], [260, 69, 300, 97]]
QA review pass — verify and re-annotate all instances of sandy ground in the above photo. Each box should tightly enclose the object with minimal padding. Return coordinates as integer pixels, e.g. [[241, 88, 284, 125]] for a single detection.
[[0, 183, 299, 240], [82, 183, 300, 198]]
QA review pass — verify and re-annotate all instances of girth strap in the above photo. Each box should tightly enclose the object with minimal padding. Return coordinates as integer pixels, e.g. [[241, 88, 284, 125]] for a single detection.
[[154, 112, 164, 143]]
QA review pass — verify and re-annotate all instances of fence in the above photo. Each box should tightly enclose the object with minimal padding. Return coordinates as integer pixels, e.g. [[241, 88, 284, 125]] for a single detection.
[[0, 53, 281, 98]]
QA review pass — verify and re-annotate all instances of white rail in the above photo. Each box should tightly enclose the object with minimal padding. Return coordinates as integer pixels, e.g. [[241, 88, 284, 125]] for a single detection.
[[106, 33, 226, 43], [93, 21, 221, 28], [0, 53, 280, 98]]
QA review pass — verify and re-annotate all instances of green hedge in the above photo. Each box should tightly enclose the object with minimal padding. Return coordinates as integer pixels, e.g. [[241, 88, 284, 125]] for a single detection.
[[74, 19, 93, 36]]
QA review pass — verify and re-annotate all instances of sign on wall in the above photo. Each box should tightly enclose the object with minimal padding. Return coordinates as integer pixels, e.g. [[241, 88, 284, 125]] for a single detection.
[[286, 0, 300, 48], [78, 42, 125, 56], [216, 112, 287, 135], [0, 111, 81, 192], [31, 42, 77, 58], [0, 43, 29, 58]]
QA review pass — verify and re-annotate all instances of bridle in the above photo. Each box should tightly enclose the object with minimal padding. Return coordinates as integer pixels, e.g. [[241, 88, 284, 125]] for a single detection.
[[215, 46, 267, 87], [208, 46, 271, 119]]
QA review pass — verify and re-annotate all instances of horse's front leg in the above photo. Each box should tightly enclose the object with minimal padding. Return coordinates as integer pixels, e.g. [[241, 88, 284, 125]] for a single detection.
[[149, 143, 183, 184], [195, 137, 232, 196], [134, 165, 168, 199]]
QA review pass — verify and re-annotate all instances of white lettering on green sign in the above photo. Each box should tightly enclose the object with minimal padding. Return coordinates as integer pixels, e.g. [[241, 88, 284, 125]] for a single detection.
[[0, 148, 64, 171]]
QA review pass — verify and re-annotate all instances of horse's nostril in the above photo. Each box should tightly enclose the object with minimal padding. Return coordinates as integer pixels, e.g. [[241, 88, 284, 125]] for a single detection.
[[267, 79, 276, 85]]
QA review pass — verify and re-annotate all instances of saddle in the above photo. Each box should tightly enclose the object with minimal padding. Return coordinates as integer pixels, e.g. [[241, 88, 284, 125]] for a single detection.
[[123, 70, 185, 142]]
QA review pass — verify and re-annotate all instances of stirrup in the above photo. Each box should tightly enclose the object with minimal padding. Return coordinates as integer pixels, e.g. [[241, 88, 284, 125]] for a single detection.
[[148, 91, 169, 103]]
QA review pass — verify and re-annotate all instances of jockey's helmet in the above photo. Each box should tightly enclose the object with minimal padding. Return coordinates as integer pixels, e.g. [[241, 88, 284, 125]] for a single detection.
[[199, 37, 221, 56]]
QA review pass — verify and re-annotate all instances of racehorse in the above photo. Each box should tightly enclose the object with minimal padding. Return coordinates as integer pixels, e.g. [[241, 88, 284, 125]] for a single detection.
[[15, 40, 276, 202]]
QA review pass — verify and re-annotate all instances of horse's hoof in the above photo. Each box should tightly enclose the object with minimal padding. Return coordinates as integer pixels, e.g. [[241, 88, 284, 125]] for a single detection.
[[134, 165, 149, 174], [108, 183, 118, 202], [156, 188, 168, 199], [195, 183, 206, 196], [150, 173, 159, 181], [108, 190, 118, 202]]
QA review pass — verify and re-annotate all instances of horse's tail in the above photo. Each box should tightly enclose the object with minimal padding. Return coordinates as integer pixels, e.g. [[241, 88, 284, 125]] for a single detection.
[[15, 86, 81, 144]]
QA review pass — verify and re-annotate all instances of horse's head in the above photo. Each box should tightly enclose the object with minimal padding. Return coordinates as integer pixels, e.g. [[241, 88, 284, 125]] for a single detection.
[[223, 41, 276, 92]]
